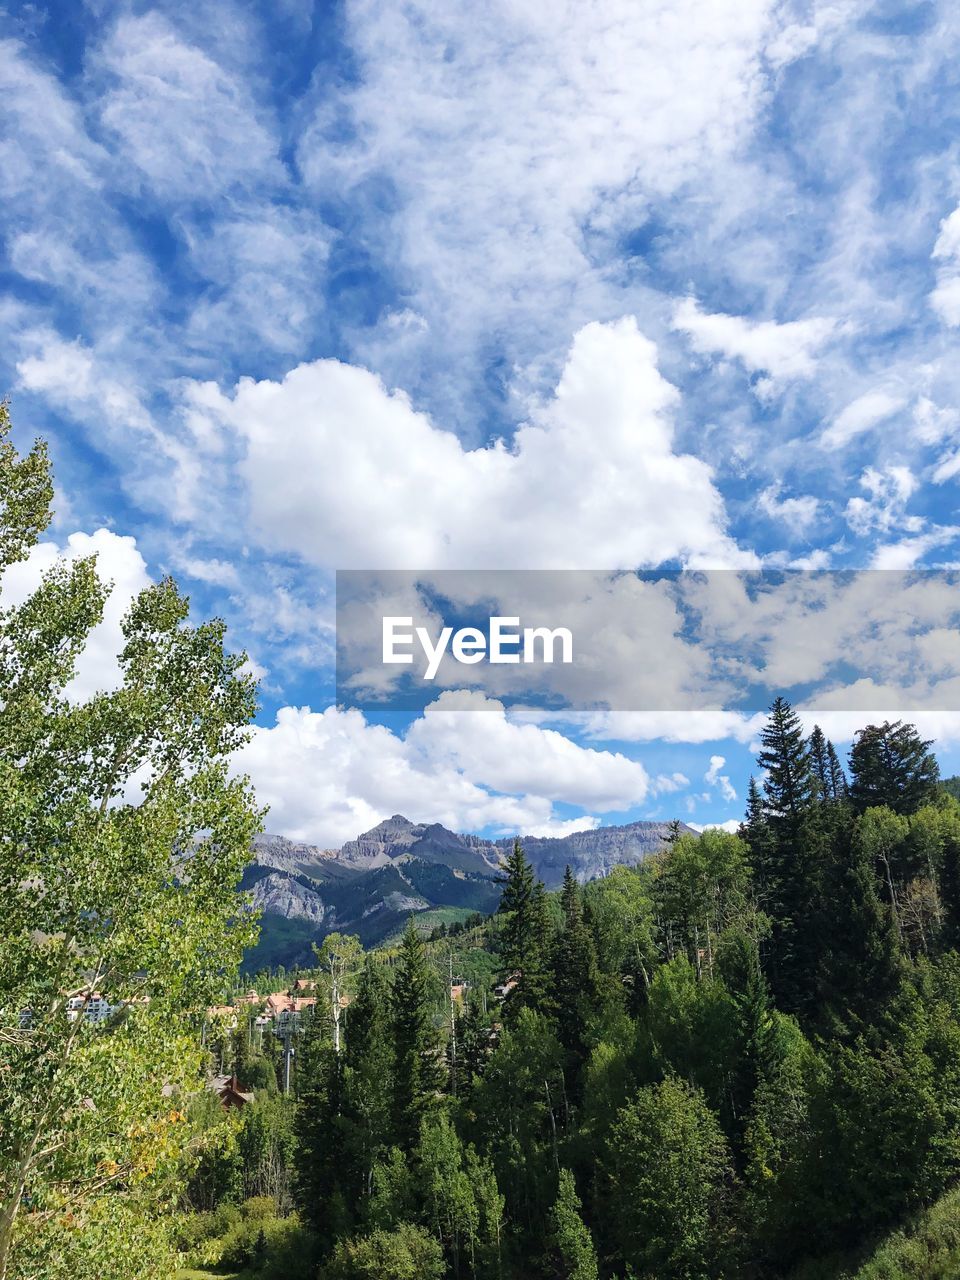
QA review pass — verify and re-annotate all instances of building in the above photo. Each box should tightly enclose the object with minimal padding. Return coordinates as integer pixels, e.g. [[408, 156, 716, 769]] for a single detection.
[[208, 1074, 255, 1109], [65, 991, 114, 1025]]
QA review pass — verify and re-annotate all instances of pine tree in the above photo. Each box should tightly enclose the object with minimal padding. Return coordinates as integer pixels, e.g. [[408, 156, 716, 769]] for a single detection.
[[809, 725, 831, 802], [755, 699, 823, 1016], [717, 930, 774, 1148], [341, 957, 395, 1204], [391, 919, 443, 1150], [551, 867, 599, 1077], [742, 775, 776, 905], [294, 1006, 346, 1238], [499, 840, 550, 1017], [827, 741, 848, 801], [815, 827, 903, 1033], [759, 697, 815, 821], [849, 720, 940, 815]]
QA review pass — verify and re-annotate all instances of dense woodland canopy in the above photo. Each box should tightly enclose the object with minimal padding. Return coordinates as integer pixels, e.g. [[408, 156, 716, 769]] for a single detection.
[[179, 699, 960, 1280]]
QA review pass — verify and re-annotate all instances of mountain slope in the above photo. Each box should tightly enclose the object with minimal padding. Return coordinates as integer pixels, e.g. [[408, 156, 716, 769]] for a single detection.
[[242, 816, 697, 969]]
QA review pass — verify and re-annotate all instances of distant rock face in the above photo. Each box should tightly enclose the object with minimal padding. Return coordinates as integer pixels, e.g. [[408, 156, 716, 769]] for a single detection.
[[339, 815, 503, 875], [251, 833, 340, 879], [496, 820, 699, 886], [248, 871, 330, 924], [243, 814, 698, 967]]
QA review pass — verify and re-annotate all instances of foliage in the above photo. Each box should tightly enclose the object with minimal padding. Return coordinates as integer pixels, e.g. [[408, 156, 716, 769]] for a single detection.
[[0, 407, 262, 1279], [318, 1222, 445, 1280]]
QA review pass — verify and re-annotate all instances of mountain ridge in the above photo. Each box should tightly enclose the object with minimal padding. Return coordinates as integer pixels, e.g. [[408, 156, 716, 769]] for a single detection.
[[243, 815, 700, 969]]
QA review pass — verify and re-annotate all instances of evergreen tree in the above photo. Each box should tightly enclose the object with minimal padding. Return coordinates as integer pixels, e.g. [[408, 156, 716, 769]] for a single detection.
[[816, 828, 903, 1033], [716, 930, 774, 1147], [809, 725, 832, 802], [341, 957, 395, 1206], [294, 1006, 347, 1238], [551, 867, 599, 1074], [499, 840, 549, 1016], [827, 740, 848, 801], [741, 775, 777, 908], [759, 697, 815, 821], [755, 698, 824, 1015], [391, 919, 444, 1150], [849, 720, 940, 815]]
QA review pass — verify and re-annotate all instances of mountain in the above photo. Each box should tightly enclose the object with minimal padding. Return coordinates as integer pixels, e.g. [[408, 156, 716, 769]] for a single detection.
[[242, 816, 698, 970]]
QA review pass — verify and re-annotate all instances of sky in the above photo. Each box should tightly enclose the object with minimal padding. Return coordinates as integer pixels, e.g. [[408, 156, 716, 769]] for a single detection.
[[4, 0, 960, 847]]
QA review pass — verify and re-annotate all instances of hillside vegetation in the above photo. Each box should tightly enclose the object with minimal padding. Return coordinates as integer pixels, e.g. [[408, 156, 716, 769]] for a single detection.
[[174, 702, 960, 1279]]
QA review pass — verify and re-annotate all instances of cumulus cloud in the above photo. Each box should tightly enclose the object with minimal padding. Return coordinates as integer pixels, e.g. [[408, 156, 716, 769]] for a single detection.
[[758, 485, 820, 536], [672, 297, 835, 390], [191, 317, 753, 571], [233, 696, 654, 848], [688, 819, 741, 834], [845, 465, 919, 536], [705, 754, 737, 803]]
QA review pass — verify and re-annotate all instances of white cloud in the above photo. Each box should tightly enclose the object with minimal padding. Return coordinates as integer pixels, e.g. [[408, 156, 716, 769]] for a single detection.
[[704, 754, 737, 803], [296, 0, 827, 406], [870, 527, 960, 570], [95, 13, 281, 201], [672, 297, 835, 387], [758, 485, 820, 536], [408, 692, 653, 811], [17, 329, 153, 433], [192, 316, 753, 571], [233, 697, 654, 848], [688, 819, 741, 834], [820, 390, 906, 451], [931, 206, 960, 326], [526, 709, 766, 745], [845, 465, 919, 536]]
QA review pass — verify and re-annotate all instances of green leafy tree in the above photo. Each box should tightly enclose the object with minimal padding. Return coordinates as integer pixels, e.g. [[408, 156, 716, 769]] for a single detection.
[[416, 1112, 503, 1279], [547, 1168, 598, 1280], [0, 409, 262, 1279], [598, 1076, 731, 1279], [471, 1008, 565, 1234], [315, 933, 363, 1053], [237, 1093, 296, 1209]]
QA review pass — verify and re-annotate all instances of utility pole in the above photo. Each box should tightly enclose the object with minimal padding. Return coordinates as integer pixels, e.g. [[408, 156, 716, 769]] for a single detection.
[[282, 1031, 295, 1094], [448, 951, 457, 1097]]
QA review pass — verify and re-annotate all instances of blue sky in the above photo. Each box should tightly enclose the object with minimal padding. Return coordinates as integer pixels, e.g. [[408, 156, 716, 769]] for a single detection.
[[4, 0, 960, 846]]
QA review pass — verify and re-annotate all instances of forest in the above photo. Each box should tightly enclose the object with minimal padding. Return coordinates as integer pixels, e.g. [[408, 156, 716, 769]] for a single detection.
[[176, 702, 960, 1280]]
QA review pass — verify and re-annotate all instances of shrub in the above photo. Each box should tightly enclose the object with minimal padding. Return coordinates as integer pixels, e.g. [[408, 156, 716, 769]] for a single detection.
[[319, 1222, 445, 1280]]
